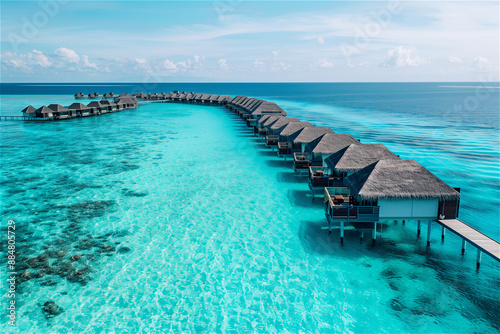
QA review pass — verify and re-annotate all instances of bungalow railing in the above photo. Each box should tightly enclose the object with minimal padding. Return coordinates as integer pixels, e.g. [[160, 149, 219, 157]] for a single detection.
[[265, 135, 279, 146], [246, 119, 257, 128], [278, 142, 291, 155], [308, 167, 344, 188], [324, 187, 380, 223], [293, 152, 310, 170]]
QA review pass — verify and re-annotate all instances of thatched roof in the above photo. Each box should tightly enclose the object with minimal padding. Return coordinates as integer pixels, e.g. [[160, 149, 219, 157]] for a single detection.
[[257, 114, 272, 124], [325, 144, 400, 173], [293, 127, 334, 144], [200, 93, 211, 100], [114, 97, 137, 106], [218, 95, 232, 102], [47, 104, 68, 112], [278, 122, 314, 137], [251, 102, 286, 116], [270, 117, 300, 130], [35, 106, 53, 114], [87, 101, 106, 108], [230, 95, 246, 105], [345, 159, 460, 201], [21, 105, 36, 114], [262, 115, 283, 127], [68, 103, 90, 110], [304, 133, 358, 155], [209, 94, 220, 101]]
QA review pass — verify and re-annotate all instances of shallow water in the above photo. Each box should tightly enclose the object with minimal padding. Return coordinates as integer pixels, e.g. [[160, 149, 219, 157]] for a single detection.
[[1, 87, 499, 332]]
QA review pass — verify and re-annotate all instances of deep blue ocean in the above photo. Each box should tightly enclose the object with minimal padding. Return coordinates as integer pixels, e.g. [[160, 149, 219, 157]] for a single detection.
[[1, 82, 499, 332]]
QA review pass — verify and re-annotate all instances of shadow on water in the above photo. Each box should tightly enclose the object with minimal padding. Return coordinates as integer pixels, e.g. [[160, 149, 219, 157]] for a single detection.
[[265, 159, 292, 168], [287, 189, 321, 208], [257, 149, 279, 157], [277, 171, 305, 183], [297, 216, 500, 330]]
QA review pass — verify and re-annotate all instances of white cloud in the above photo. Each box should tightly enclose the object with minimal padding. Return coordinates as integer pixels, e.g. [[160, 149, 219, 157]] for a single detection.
[[449, 56, 463, 63], [317, 37, 325, 45], [217, 59, 229, 70], [272, 50, 280, 58], [381, 46, 426, 67], [55, 47, 80, 63], [1, 49, 52, 70], [473, 56, 490, 72], [81, 55, 98, 70], [314, 57, 333, 68], [29, 49, 52, 67], [163, 59, 177, 70]]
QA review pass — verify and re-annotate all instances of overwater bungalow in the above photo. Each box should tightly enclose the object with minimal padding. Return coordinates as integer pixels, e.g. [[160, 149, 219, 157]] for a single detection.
[[208, 94, 220, 104], [114, 97, 138, 109], [184, 92, 194, 103], [276, 122, 314, 156], [74, 92, 84, 99], [103, 93, 114, 99], [324, 144, 400, 179], [302, 134, 361, 192], [200, 93, 211, 104], [191, 93, 203, 103], [256, 115, 279, 137], [218, 95, 232, 105], [87, 101, 107, 114], [68, 103, 92, 117], [269, 117, 300, 135], [21, 105, 36, 118], [135, 92, 147, 100], [48, 104, 70, 119], [263, 116, 287, 147], [249, 101, 286, 119], [100, 100, 117, 112], [35, 106, 54, 119], [324, 159, 461, 243]]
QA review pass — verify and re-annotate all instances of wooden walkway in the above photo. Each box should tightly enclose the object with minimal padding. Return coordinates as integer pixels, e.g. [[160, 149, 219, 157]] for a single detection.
[[436, 219, 500, 266], [0, 115, 50, 121]]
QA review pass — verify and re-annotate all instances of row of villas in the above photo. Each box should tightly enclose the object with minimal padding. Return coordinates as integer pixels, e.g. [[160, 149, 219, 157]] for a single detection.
[[21, 94, 138, 119], [225, 95, 461, 244], [18, 90, 496, 265], [134, 91, 233, 105]]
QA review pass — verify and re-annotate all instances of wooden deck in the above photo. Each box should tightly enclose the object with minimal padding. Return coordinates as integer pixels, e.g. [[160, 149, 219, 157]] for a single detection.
[[436, 219, 500, 263]]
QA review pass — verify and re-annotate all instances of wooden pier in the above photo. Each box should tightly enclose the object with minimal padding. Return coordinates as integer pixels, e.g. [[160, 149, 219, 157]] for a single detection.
[[0, 115, 51, 121], [434, 219, 500, 268]]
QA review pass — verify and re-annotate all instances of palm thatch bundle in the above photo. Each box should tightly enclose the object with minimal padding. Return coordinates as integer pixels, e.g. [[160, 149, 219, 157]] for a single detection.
[[345, 159, 460, 201], [325, 144, 400, 173]]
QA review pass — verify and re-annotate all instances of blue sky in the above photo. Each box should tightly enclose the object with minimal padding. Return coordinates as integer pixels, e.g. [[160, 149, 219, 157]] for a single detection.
[[1, 0, 498, 82]]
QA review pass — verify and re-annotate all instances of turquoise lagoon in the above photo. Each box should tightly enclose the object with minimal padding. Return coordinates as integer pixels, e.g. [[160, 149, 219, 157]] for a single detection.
[[0, 84, 499, 333]]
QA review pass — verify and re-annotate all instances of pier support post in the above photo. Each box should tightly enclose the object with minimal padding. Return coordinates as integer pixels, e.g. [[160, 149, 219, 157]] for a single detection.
[[427, 220, 432, 246], [340, 222, 344, 245], [402, 220, 405, 226], [476, 249, 482, 269], [372, 222, 377, 244], [461, 239, 467, 254], [441, 226, 446, 241], [417, 220, 421, 237], [360, 231, 364, 243]]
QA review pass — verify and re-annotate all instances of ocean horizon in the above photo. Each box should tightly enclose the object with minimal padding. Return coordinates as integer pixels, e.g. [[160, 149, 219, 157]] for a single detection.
[[1, 82, 499, 332]]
